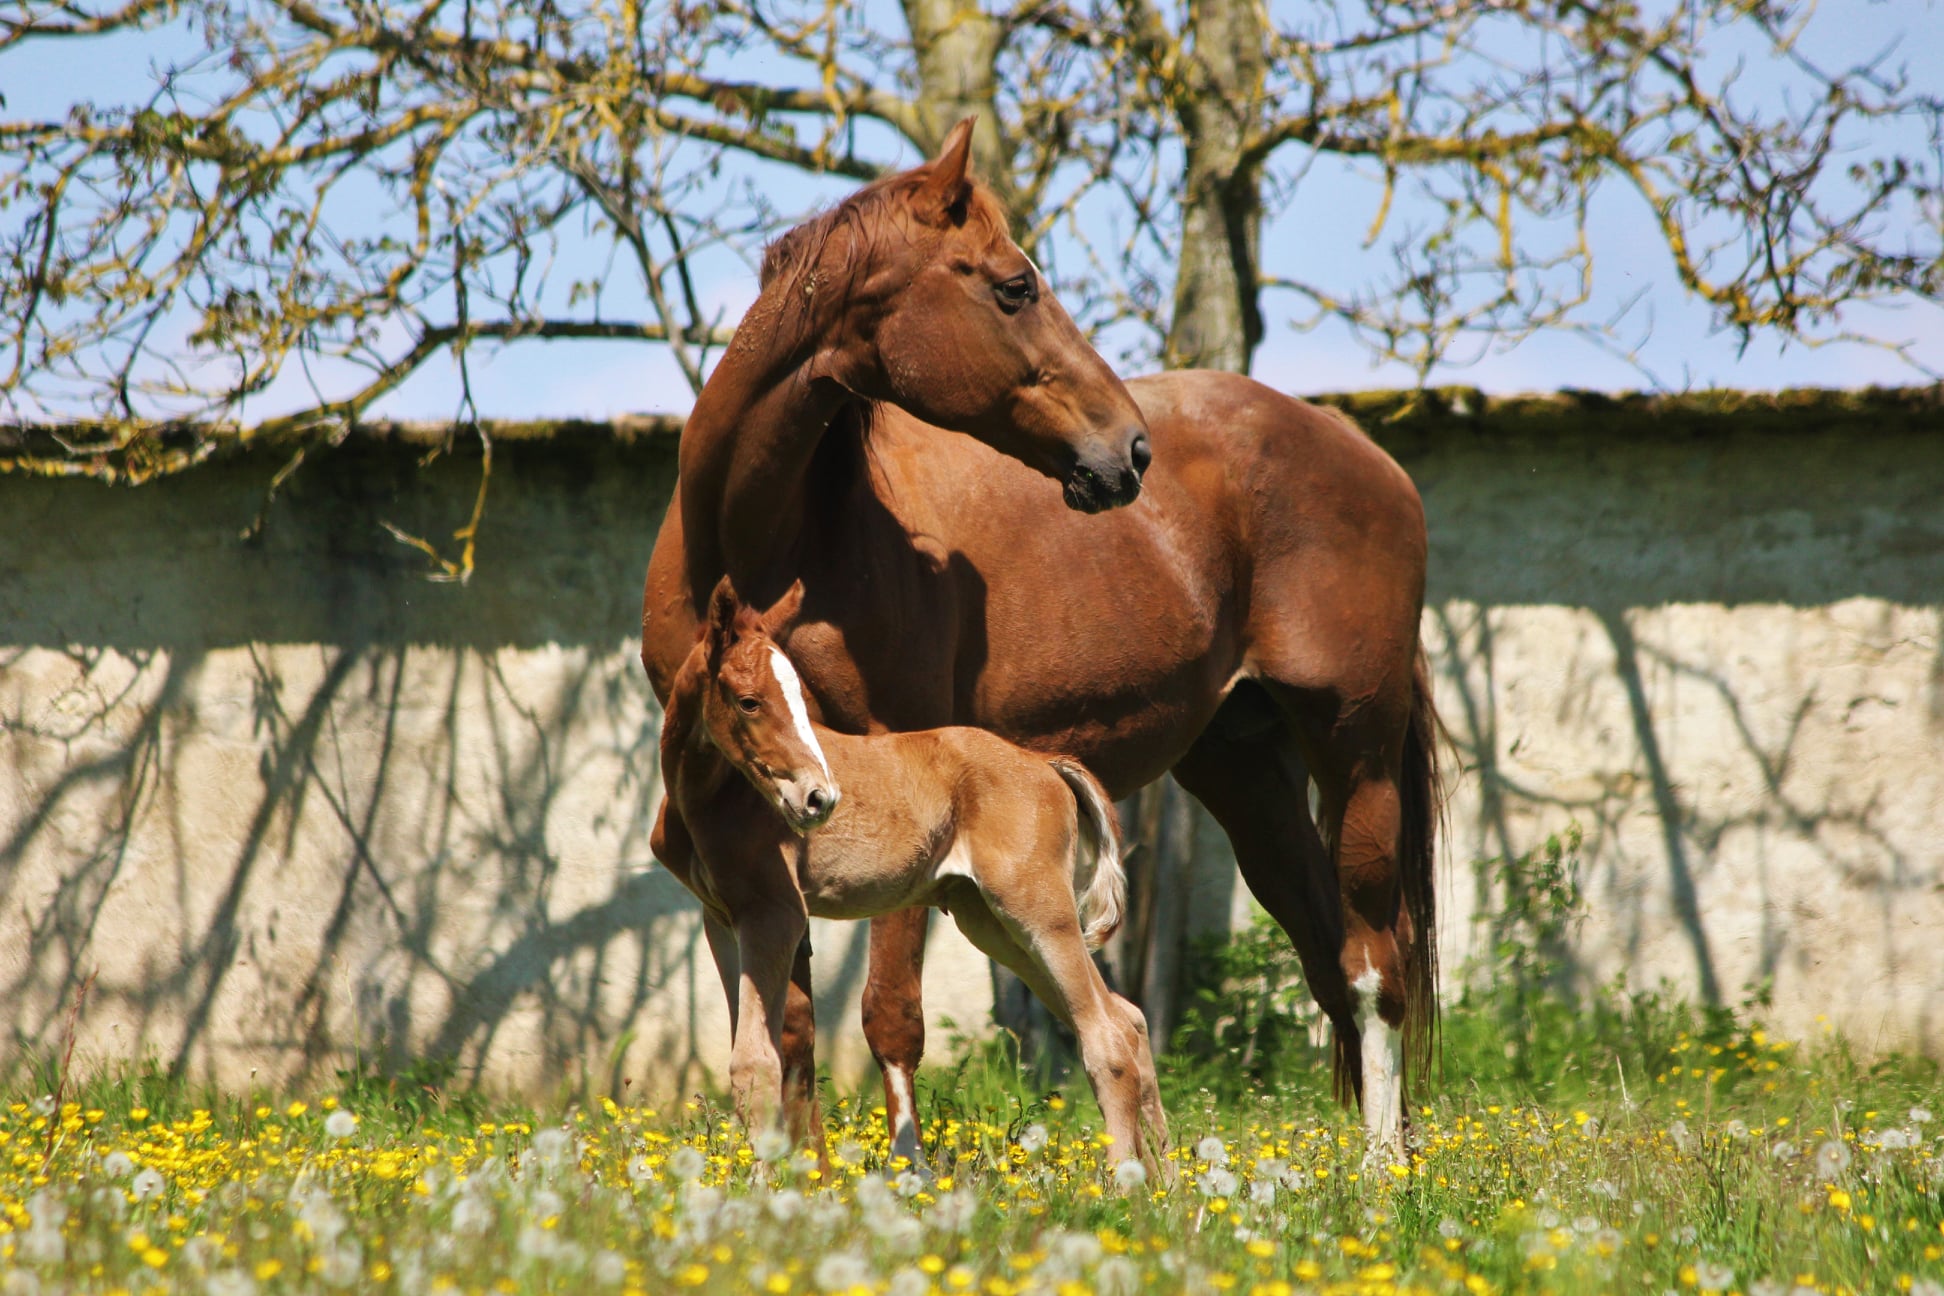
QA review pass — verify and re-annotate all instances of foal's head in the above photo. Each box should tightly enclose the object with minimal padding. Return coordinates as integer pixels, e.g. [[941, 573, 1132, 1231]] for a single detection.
[[693, 576, 839, 833], [764, 118, 1150, 513]]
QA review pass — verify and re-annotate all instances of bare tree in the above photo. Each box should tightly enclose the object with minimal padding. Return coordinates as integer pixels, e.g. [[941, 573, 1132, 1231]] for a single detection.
[[1092, 0, 1942, 379]]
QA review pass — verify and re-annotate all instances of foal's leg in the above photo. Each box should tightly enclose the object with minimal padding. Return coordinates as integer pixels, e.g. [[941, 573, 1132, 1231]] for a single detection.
[[728, 904, 810, 1135], [702, 912, 741, 1035], [862, 907, 931, 1172], [780, 934, 827, 1160], [948, 880, 1164, 1167]]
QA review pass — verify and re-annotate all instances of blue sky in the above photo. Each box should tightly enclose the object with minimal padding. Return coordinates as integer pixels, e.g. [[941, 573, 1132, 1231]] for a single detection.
[[5, 0, 1941, 422]]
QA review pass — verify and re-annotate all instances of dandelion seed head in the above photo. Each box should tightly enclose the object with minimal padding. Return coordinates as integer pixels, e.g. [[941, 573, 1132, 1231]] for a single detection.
[[813, 1251, 874, 1291], [1113, 1158, 1147, 1190], [765, 1189, 805, 1223], [752, 1127, 792, 1162], [1018, 1123, 1049, 1154], [1052, 1230, 1103, 1269], [1095, 1256, 1141, 1296], [667, 1145, 706, 1181], [1437, 1217, 1464, 1239], [1815, 1140, 1852, 1179], [130, 1167, 166, 1201], [324, 1110, 358, 1140], [204, 1270, 257, 1296], [101, 1150, 135, 1178], [1910, 1106, 1933, 1125], [888, 1267, 929, 1296], [1195, 1135, 1228, 1165], [531, 1127, 573, 1166], [592, 1250, 626, 1286], [1693, 1259, 1733, 1291], [450, 1194, 493, 1236], [929, 1189, 977, 1232], [318, 1240, 362, 1288], [626, 1154, 653, 1185], [1197, 1167, 1238, 1198], [1248, 1178, 1276, 1205]]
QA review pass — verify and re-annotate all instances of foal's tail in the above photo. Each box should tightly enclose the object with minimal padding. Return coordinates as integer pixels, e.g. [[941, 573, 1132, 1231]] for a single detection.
[[1398, 649, 1447, 1095], [1050, 757, 1125, 949]]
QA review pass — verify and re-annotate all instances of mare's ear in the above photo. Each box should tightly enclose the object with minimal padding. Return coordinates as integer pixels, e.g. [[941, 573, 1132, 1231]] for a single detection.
[[705, 575, 741, 666], [760, 580, 806, 637], [913, 117, 976, 227]]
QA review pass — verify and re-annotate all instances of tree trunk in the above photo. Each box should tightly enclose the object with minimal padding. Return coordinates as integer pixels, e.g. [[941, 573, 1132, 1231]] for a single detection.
[[1163, 0, 1268, 373], [899, 0, 1021, 224]]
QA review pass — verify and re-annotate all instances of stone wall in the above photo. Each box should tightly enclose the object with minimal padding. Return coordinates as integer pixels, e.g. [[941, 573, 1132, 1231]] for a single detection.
[[2, 390, 1939, 1098]]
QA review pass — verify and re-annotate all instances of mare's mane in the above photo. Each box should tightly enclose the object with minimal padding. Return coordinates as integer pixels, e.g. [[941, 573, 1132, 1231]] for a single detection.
[[755, 164, 1010, 446], [758, 166, 1010, 302]]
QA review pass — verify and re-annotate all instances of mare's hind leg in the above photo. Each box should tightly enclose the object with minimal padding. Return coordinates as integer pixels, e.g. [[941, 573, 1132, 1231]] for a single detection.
[[1169, 703, 1366, 1108], [862, 907, 931, 1172], [1180, 683, 1419, 1162]]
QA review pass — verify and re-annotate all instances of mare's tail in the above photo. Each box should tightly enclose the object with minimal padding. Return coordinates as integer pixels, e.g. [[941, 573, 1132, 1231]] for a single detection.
[[1398, 649, 1446, 1095], [1049, 757, 1125, 949]]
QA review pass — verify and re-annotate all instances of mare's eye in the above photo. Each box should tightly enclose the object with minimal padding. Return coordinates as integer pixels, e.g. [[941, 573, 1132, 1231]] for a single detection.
[[738, 696, 761, 714], [994, 274, 1037, 312]]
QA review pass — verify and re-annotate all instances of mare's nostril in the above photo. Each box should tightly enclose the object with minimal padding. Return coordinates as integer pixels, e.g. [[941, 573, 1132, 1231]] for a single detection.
[[1129, 433, 1152, 476], [805, 788, 828, 816]]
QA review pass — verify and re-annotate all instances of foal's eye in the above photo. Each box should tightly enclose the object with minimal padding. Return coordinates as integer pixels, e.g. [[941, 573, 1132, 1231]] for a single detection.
[[738, 696, 761, 714], [993, 274, 1037, 312]]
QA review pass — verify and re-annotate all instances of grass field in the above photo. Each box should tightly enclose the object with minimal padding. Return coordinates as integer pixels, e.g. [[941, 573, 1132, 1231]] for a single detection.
[[3, 971, 1940, 1296]]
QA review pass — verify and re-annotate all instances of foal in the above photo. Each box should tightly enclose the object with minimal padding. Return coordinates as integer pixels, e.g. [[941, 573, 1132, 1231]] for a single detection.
[[653, 577, 1168, 1168]]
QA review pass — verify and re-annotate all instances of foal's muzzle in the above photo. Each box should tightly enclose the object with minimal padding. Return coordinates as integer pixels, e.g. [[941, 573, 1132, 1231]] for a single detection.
[[776, 776, 840, 834]]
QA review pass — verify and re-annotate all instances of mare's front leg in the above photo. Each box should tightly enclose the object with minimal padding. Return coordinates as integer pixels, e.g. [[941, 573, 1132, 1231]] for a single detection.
[[863, 907, 931, 1172], [729, 903, 810, 1137]]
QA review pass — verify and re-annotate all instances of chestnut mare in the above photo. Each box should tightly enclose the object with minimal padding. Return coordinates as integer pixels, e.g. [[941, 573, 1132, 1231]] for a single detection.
[[642, 119, 1440, 1162], [656, 576, 1168, 1165]]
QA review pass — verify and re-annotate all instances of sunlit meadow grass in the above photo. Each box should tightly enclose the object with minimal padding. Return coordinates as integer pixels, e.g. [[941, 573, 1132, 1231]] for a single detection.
[[3, 981, 1940, 1296]]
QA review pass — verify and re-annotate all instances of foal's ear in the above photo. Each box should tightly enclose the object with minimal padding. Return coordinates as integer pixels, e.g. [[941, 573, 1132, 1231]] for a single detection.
[[705, 575, 741, 664], [760, 580, 806, 637], [914, 117, 976, 226]]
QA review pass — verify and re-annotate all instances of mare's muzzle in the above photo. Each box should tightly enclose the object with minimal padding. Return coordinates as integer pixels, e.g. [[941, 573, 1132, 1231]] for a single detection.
[[1062, 432, 1149, 513]]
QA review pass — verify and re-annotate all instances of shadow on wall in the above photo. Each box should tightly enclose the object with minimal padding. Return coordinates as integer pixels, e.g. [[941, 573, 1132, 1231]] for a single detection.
[[1396, 421, 1944, 1054], [0, 440, 880, 1093]]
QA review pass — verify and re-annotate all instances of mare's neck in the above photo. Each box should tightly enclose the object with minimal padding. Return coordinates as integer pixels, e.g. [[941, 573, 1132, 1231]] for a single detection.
[[679, 285, 857, 607]]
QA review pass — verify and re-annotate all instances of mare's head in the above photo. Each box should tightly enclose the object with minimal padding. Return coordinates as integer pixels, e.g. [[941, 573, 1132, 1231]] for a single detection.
[[764, 119, 1150, 513], [694, 576, 840, 833]]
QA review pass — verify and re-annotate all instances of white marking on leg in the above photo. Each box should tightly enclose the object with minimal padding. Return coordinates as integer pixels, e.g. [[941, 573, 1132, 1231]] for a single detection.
[[885, 1064, 924, 1169], [766, 647, 832, 783], [1354, 967, 1405, 1162]]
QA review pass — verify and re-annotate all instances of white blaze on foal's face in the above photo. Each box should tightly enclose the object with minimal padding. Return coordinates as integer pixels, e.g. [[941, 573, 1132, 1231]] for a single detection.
[[766, 647, 832, 786], [722, 641, 838, 834]]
